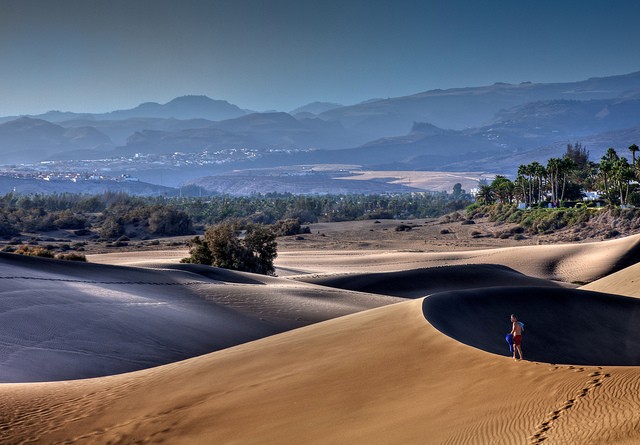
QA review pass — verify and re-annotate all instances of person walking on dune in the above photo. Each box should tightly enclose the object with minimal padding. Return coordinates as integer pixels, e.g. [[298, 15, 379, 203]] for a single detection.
[[510, 314, 523, 360]]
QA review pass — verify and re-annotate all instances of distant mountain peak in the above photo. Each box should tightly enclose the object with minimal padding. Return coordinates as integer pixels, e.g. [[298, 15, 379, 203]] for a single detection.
[[410, 122, 450, 135], [165, 95, 232, 107], [290, 101, 343, 115], [104, 95, 246, 121]]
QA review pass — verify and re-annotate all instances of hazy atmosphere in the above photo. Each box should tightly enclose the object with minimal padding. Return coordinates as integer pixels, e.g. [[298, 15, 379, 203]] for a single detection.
[[2, 0, 640, 116]]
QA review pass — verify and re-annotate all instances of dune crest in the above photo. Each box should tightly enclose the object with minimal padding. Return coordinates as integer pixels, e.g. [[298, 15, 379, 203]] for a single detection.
[[277, 234, 640, 284], [580, 261, 640, 298], [294, 263, 563, 297]]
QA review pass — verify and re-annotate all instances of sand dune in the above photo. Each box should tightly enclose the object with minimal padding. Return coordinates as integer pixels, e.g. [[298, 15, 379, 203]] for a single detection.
[[1, 234, 640, 443], [0, 253, 397, 382], [1, 299, 639, 444], [89, 234, 640, 286], [277, 233, 640, 284], [580, 261, 640, 298], [87, 249, 188, 267], [295, 264, 564, 297]]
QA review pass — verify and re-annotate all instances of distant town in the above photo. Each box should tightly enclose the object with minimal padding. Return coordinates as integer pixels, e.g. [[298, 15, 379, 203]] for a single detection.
[[0, 147, 311, 185]]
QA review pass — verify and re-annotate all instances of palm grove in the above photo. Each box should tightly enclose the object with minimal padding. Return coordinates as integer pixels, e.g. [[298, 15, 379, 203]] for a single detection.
[[477, 143, 640, 207]]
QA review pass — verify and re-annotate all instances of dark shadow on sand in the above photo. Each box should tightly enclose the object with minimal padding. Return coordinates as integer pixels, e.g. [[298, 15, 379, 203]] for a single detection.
[[296, 264, 563, 298], [422, 286, 640, 366]]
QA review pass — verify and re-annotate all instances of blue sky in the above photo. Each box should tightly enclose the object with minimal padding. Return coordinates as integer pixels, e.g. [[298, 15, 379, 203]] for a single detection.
[[1, 0, 640, 115]]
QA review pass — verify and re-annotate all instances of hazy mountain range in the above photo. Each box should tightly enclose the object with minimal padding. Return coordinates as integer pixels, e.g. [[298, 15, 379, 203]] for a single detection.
[[2, 71, 640, 192]]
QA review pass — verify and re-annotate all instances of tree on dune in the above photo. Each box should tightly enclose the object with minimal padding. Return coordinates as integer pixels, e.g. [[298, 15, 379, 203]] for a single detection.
[[182, 221, 277, 275]]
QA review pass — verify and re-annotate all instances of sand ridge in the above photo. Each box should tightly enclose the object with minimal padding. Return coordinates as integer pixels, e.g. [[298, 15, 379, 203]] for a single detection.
[[580, 261, 640, 298], [294, 263, 565, 298], [276, 233, 640, 284]]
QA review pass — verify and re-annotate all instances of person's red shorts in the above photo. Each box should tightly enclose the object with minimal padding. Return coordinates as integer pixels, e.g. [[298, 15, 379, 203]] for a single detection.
[[513, 335, 522, 346]]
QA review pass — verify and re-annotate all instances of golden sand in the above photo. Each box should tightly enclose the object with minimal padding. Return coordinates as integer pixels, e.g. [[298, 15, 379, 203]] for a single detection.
[[1, 232, 639, 444]]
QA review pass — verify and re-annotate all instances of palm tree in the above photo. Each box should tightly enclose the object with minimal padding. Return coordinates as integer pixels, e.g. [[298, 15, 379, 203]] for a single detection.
[[559, 157, 576, 202], [628, 144, 639, 167], [517, 164, 534, 206], [605, 147, 619, 162], [546, 157, 562, 204], [491, 176, 514, 204], [514, 174, 527, 205], [476, 184, 495, 205], [613, 157, 633, 206], [598, 157, 614, 205], [530, 161, 545, 203]]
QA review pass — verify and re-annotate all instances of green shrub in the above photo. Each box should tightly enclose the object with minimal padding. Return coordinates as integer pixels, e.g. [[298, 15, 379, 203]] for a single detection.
[[182, 222, 278, 275], [272, 218, 306, 236], [466, 203, 480, 218]]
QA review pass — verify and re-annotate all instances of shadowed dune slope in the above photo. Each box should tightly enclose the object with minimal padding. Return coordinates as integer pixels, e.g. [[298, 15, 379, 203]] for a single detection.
[[2, 299, 640, 444], [277, 234, 640, 283], [133, 262, 287, 285], [0, 253, 398, 382], [423, 286, 640, 366], [295, 264, 563, 297], [580, 261, 640, 298]]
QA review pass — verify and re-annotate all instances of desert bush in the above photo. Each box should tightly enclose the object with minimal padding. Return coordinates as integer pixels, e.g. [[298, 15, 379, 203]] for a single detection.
[[181, 236, 213, 265], [466, 203, 481, 218], [99, 216, 125, 239], [14, 245, 55, 258], [56, 252, 87, 262], [272, 218, 306, 236], [604, 229, 621, 239], [0, 215, 20, 239], [52, 210, 87, 230], [147, 206, 193, 236], [19, 210, 57, 232]]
